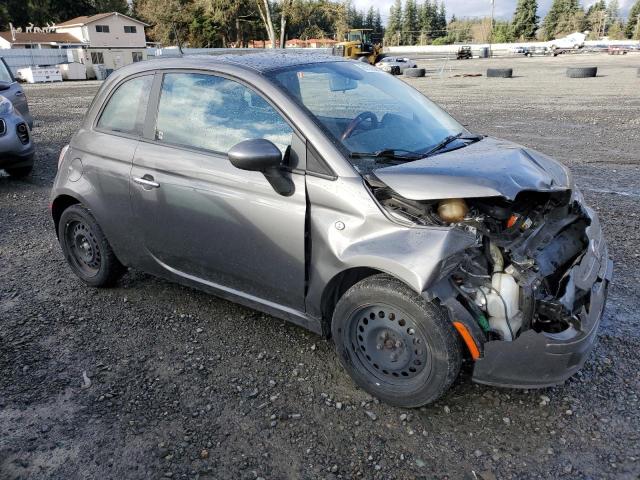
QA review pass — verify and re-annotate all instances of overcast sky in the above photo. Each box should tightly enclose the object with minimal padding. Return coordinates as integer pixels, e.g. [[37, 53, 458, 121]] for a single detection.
[[352, 0, 635, 21]]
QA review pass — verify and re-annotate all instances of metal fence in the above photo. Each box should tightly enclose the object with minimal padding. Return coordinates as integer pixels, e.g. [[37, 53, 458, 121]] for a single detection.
[[0, 49, 73, 75]]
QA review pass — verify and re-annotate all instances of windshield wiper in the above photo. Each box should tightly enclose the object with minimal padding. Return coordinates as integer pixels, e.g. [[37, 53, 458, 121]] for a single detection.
[[350, 149, 424, 161], [425, 132, 483, 157]]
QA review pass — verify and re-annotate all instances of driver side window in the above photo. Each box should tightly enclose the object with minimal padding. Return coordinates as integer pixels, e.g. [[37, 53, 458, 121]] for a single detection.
[[155, 73, 293, 155]]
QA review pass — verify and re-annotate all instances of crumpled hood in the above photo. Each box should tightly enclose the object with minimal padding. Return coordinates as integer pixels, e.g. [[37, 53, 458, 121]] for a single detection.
[[373, 137, 572, 201]]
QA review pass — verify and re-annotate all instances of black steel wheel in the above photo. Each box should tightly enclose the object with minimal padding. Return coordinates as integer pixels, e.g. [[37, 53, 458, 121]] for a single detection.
[[58, 204, 125, 287], [348, 303, 431, 383], [332, 274, 462, 408]]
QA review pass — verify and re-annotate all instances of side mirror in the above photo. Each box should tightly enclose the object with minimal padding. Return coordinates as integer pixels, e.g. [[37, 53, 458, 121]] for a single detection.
[[0, 82, 11, 91], [228, 138, 282, 172], [228, 139, 294, 196]]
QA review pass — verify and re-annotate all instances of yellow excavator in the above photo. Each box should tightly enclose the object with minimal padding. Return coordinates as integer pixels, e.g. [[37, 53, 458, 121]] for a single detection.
[[332, 29, 383, 65]]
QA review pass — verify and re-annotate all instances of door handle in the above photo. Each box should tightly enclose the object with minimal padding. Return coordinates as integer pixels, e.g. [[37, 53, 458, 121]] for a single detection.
[[133, 176, 160, 188], [15, 90, 24, 96]]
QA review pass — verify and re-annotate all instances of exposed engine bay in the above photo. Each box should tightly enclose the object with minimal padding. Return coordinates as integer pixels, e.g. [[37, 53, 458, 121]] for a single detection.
[[369, 177, 592, 344]]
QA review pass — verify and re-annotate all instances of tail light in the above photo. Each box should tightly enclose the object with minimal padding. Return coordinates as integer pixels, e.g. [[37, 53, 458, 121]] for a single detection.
[[58, 144, 69, 170]]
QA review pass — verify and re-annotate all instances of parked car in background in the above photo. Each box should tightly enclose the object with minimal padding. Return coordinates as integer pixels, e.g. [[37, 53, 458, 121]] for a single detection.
[[524, 46, 553, 57], [548, 32, 586, 51], [51, 54, 612, 407], [0, 58, 35, 178], [456, 45, 472, 59], [607, 45, 628, 55], [375, 56, 417, 74]]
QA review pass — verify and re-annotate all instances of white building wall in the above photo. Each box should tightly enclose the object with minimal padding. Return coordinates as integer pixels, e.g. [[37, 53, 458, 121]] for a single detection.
[[72, 14, 146, 48]]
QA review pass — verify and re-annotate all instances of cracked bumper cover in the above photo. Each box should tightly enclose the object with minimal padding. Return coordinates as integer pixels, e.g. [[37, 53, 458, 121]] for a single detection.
[[471, 206, 613, 389]]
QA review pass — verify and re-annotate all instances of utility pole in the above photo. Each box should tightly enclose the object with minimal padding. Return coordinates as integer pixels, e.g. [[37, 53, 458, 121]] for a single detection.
[[488, 0, 495, 57]]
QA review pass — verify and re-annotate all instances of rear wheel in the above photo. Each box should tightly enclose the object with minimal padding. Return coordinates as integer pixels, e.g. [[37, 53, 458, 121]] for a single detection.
[[58, 204, 125, 287], [332, 274, 462, 408]]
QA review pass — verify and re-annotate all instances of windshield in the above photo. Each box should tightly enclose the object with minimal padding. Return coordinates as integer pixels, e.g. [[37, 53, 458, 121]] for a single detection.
[[267, 61, 464, 171]]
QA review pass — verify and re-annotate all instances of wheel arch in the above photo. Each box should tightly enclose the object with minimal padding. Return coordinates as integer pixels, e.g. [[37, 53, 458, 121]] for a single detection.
[[51, 194, 81, 237], [320, 267, 417, 337]]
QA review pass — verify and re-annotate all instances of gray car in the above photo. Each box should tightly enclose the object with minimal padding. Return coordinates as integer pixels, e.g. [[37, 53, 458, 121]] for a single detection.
[[50, 54, 612, 407], [0, 57, 35, 177]]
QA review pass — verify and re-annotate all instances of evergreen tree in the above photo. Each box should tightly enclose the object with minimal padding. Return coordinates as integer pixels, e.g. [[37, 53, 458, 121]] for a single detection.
[[542, 0, 582, 40], [374, 8, 383, 33], [418, 0, 437, 41], [626, 0, 640, 38], [511, 0, 538, 39], [584, 0, 606, 33], [605, 0, 619, 32], [365, 6, 375, 30], [385, 0, 403, 45], [435, 2, 447, 38], [403, 0, 419, 45]]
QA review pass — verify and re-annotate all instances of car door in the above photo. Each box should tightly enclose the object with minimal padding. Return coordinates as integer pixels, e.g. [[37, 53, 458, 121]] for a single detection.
[[76, 73, 154, 263], [0, 58, 32, 128], [130, 71, 307, 311]]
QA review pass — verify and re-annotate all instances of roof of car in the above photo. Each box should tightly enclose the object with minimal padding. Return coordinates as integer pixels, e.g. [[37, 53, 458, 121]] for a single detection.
[[125, 52, 349, 75]]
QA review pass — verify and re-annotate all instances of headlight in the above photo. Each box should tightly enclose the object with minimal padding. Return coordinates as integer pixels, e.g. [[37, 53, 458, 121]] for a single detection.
[[0, 95, 14, 115]]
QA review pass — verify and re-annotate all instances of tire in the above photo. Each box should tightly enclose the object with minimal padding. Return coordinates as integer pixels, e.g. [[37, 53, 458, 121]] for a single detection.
[[58, 204, 125, 287], [404, 67, 426, 78], [331, 274, 462, 408], [5, 165, 33, 178], [389, 66, 401, 75], [486, 68, 513, 78], [566, 67, 597, 78]]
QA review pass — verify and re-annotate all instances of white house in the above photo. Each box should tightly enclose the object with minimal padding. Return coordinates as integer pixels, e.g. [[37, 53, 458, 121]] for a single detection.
[[54, 12, 148, 72]]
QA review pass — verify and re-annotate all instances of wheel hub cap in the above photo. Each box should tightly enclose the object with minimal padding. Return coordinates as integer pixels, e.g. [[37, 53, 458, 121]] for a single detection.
[[65, 220, 101, 275], [350, 305, 429, 381]]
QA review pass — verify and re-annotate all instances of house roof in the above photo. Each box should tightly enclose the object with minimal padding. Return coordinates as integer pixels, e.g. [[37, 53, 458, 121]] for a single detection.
[[0, 31, 84, 45], [55, 12, 148, 28]]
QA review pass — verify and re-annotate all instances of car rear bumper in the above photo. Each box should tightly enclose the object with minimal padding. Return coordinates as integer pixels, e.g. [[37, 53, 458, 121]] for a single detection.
[[471, 206, 613, 388]]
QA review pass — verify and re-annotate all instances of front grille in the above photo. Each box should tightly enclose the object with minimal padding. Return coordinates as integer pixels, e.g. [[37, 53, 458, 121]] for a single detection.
[[16, 123, 29, 144], [0, 119, 5, 136]]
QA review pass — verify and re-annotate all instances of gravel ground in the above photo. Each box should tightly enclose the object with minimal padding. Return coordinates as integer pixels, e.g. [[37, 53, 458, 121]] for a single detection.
[[1, 54, 639, 480]]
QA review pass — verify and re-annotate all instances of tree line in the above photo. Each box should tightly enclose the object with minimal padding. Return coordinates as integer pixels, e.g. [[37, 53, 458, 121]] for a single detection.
[[2, 0, 639, 46], [0, 0, 385, 48], [384, 0, 640, 45], [0, 0, 128, 30]]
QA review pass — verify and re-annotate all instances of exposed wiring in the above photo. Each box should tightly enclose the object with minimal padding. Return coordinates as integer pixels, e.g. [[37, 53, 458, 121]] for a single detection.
[[459, 264, 491, 279]]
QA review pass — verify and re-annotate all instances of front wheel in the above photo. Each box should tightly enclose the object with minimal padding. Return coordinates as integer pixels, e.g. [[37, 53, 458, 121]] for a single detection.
[[58, 204, 125, 287], [332, 274, 462, 408]]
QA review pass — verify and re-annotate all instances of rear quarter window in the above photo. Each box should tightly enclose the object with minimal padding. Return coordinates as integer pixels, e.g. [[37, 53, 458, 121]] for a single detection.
[[97, 75, 153, 135]]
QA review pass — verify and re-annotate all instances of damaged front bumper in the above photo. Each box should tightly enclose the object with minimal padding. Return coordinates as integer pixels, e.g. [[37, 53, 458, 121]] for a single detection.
[[471, 206, 613, 388]]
